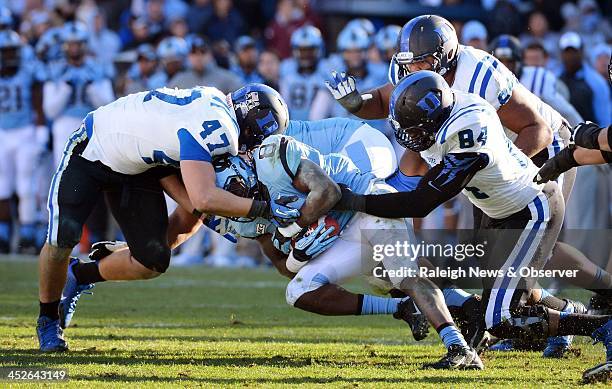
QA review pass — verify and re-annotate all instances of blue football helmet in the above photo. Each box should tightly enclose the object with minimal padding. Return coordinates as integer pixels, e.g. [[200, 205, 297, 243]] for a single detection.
[[291, 25, 324, 69], [489, 34, 522, 75], [0, 6, 12, 29], [337, 26, 370, 52], [231, 83, 289, 151], [375, 25, 401, 53], [213, 155, 263, 221], [389, 70, 454, 152], [156, 36, 188, 62]]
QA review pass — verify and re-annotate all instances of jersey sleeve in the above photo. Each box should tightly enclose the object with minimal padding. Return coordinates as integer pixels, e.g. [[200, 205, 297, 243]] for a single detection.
[[177, 92, 239, 162], [469, 55, 516, 110]]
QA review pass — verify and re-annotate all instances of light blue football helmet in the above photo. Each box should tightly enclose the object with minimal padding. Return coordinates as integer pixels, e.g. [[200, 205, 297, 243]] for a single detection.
[[60, 21, 89, 44], [214, 155, 263, 221], [375, 25, 401, 52], [346, 18, 375, 38], [337, 26, 370, 52], [0, 6, 12, 29], [291, 25, 323, 51], [156, 36, 188, 61]]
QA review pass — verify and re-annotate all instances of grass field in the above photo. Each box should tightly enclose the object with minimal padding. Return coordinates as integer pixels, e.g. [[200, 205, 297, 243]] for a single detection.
[[0, 256, 607, 387]]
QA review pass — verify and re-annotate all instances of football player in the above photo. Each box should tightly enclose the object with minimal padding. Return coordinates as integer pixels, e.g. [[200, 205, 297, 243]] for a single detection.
[[0, 30, 47, 253], [43, 21, 115, 167], [247, 132, 483, 370], [326, 14, 611, 357], [36, 84, 292, 352], [279, 26, 328, 121], [332, 70, 612, 363]]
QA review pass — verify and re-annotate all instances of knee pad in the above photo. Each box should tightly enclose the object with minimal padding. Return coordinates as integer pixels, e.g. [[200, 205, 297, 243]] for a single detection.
[[55, 217, 84, 248], [488, 305, 549, 341], [131, 240, 171, 273], [285, 272, 329, 307]]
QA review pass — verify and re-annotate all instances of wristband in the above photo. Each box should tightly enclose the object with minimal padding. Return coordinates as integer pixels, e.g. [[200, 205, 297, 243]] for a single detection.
[[286, 251, 306, 273], [278, 222, 302, 238], [247, 200, 268, 218]]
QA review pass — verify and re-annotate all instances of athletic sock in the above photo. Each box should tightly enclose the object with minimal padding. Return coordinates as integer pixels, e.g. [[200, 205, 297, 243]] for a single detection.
[[39, 300, 60, 320], [557, 313, 611, 336], [437, 323, 468, 349], [538, 289, 567, 311], [358, 294, 404, 315], [73, 261, 106, 284], [442, 287, 471, 307], [0, 221, 10, 242], [18, 223, 37, 241], [586, 268, 612, 295]]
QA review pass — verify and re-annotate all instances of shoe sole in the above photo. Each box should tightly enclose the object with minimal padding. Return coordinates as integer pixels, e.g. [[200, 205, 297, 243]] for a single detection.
[[583, 362, 611, 383]]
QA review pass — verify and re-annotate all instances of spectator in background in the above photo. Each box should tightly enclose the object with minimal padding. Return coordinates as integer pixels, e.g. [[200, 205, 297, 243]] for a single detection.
[[124, 43, 159, 95], [168, 16, 188, 38], [461, 20, 488, 50], [186, 0, 212, 35], [572, 0, 612, 49], [204, 0, 244, 46], [520, 11, 559, 64], [231, 36, 264, 84], [88, 9, 121, 71], [169, 35, 241, 93], [122, 17, 152, 50], [590, 44, 611, 83], [211, 39, 232, 69], [264, 0, 304, 59], [487, 0, 522, 38], [557, 32, 610, 126], [258, 49, 280, 90], [522, 41, 549, 68], [149, 36, 188, 88], [144, 0, 166, 41]]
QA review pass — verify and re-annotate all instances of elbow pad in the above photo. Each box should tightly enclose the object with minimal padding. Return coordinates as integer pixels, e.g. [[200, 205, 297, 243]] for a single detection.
[[573, 122, 602, 150]]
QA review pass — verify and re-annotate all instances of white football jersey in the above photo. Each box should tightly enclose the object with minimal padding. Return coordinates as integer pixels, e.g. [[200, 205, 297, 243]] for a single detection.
[[81, 86, 239, 174], [389, 45, 563, 141], [420, 91, 543, 219]]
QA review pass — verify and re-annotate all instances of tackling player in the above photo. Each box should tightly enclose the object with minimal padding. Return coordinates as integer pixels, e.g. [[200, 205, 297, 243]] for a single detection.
[[332, 70, 612, 362], [0, 30, 47, 253], [279, 26, 328, 121], [36, 84, 292, 352]]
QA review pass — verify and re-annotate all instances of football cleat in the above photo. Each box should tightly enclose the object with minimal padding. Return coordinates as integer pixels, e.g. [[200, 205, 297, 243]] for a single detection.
[[543, 299, 586, 358], [393, 298, 429, 341], [582, 362, 611, 384], [449, 294, 491, 354], [423, 344, 484, 370], [59, 257, 95, 328], [588, 294, 612, 316], [591, 319, 612, 362], [36, 316, 68, 352], [489, 339, 514, 352]]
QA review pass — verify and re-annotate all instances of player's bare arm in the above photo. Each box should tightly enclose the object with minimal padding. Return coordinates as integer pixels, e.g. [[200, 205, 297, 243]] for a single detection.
[[181, 160, 265, 218], [497, 86, 552, 157], [291, 159, 341, 226], [256, 234, 293, 278]]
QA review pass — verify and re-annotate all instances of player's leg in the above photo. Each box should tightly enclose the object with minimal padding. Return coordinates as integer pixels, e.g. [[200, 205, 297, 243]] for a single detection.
[[37, 127, 99, 351], [15, 126, 42, 253]]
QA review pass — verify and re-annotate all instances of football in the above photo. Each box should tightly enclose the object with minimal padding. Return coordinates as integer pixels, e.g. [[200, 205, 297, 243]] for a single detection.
[[291, 215, 340, 248]]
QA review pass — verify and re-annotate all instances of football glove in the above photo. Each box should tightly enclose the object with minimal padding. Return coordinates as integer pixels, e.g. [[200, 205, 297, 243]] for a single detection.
[[89, 240, 128, 262], [534, 145, 579, 184], [203, 215, 238, 243], [270, 195, 301, 227], [286, 221, 339, 273], [325, 71, 371, 113], [271, 228, 292, 255]]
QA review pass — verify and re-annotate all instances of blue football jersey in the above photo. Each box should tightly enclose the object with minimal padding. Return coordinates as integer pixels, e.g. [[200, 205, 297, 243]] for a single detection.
[[253, 134, 375, 233], [47, 57, 109, 118], [279, 58, 329, 121], [0, 52, 46, 130]]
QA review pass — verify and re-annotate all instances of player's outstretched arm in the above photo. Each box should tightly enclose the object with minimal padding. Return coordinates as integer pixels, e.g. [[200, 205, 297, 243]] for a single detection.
[[181, 160, 268, 219], [573, 122, 611, 152], [292, 159, 341, 227], [334, 153, 488, 218], [497, 86, 553, 157], [325, 71, 393, 119], [534, 145, 610, 184]]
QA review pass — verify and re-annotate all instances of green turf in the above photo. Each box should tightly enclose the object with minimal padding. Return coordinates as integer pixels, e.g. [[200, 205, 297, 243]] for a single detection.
[[0, 257, 607, 387]]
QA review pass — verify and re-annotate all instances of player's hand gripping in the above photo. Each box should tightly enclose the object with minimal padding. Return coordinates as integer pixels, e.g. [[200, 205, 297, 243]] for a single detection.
[[325, 71, 371, 113]]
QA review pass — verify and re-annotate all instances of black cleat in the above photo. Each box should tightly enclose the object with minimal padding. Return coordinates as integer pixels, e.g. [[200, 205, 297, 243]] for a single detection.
[[423, 344, 484, 370], [583, 362, 611, 384], [393, 298, 429, 341], [588, 294, 612, 316], [449, 294, 491, 354]]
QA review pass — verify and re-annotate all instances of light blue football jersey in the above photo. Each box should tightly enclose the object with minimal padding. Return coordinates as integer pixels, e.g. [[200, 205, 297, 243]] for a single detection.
[[0, 52, 46, 130], [47, 57, 109, 118], [252, 134, 375, 233], [279, 58, 329, 120]]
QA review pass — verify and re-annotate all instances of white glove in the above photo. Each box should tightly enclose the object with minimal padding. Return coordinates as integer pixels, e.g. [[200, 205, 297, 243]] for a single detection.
[[324, 71, 372, 113]]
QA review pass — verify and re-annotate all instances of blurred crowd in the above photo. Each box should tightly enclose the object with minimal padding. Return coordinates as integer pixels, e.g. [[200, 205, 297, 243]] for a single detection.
[[0, 0, 610, 267]]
